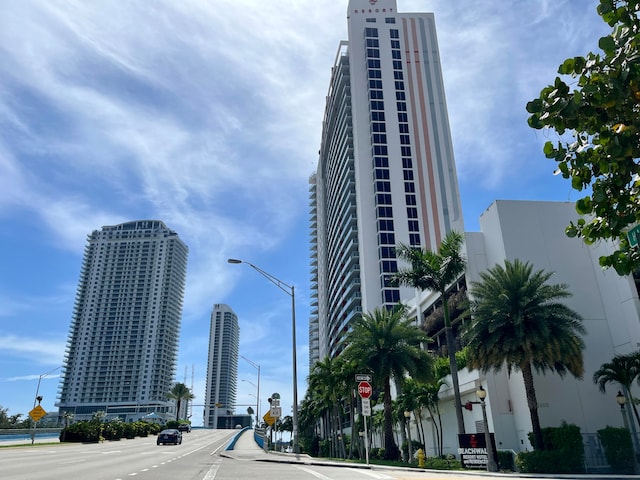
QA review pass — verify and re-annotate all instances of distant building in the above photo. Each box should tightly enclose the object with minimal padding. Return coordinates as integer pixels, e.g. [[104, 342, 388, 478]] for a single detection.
[[310, 0, 463, 364], [57, 220, 188, 422], [203, 304, 239, 429]]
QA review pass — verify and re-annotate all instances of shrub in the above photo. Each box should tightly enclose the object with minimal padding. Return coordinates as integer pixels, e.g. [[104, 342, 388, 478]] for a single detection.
[[517, 422, 584, 474], [497, 450, 514, 471], [598, 426, 634, 474]]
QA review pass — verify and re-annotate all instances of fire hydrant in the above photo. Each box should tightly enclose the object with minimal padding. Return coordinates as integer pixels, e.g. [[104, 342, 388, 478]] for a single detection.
[[416, 448, 425, 468]]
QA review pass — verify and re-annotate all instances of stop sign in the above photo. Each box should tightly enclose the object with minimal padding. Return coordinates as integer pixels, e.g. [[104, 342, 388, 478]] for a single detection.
[[358, 381, 372, 399]]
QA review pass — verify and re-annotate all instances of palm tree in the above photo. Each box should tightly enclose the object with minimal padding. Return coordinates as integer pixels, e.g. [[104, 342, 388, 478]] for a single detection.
[[593, 352, 640, 430], [343, 305, 434, 460], [168, 382, 195, 422], [464, 259, 585, 451], [392, 230, 467, 435], [308, 356, 348, 458]]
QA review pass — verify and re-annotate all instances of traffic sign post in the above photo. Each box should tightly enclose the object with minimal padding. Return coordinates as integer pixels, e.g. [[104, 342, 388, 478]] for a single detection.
[[356, 376, 373, 465]]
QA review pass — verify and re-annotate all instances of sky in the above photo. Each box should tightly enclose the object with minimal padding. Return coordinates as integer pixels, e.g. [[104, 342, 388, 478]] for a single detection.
[[0, 0, 611, 427]]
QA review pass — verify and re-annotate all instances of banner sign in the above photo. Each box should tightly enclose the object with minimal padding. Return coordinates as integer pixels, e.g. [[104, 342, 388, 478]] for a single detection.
[[457, 433, 497, 469]]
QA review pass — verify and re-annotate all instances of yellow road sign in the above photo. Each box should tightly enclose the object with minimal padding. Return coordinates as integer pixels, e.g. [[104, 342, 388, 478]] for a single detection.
[[262, 411, 275, 426], [29, 405, 47, 422]]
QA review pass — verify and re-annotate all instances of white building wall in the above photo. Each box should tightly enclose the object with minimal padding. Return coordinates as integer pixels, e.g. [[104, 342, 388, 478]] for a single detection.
[[464, 200, 639, 452]]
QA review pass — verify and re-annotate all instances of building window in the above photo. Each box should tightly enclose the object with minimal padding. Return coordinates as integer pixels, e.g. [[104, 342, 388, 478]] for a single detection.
[[391, 40, 401, 49], [399, 123, 409, 133], [372, 122, 386, 132], [375, 181, 391, 192], [365, 28, 379, 37], [398, 112, 408, 122], [381, 261, 398, 273], [390, 29, 399, 38], [379, 232, 395, 244], [374, 168, 390, 179], [377, 206, 393, 218], [400, 134, 411, 144], [403, 170, 414, 181], [385, 17, 396, 23], [408, 220, 420, 231], [366, 38, 380, 47], [393, 60, 402, 70], [369, 90, 384, 99], [396, 91, 406, 101], [376, 193, 392, 204], [378, 219, 395, 231], [373, 145, 388, 155], [368, 69, 382, 78], [369, 80, 383, 89], [394, 71, 404, 80], [372, 133, 387, 143], [407, 207, 418, 218], [374, 157, 389, 168], [371, 111, 386, 121], [405, 194, 417, 205], [383, 289, 400, 302], [368, 59, 381, 68], [367, 48, 380, 58], [401, 146, 412, 156], [370, 100, 385, 110], [409, 234, 421, 245], [392, 50, 402, 60], [405, 182, 416, 193]]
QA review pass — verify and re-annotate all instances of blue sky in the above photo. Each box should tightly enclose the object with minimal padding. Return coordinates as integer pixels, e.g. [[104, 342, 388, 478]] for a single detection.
[[0, 0, 609, 426]]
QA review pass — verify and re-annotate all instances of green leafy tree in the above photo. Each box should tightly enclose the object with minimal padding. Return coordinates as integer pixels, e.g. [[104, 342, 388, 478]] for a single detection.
[[593, 351, 640, 429], [343, 305, 434, 460], [526, 0, 640, 275], [167, 382, 195, 422], [307, 356, 349, 458], [464, 259, 585, 450], [392, 230, 467, 435]]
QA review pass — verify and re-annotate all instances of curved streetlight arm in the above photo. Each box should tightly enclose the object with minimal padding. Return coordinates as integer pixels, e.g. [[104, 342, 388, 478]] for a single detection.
[[228, 259, 293, 297]]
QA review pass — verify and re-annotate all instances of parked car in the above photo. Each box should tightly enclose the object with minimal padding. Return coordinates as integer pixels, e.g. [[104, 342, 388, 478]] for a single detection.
[[178, 423, 191, 433], [157, 429, 182, 445]]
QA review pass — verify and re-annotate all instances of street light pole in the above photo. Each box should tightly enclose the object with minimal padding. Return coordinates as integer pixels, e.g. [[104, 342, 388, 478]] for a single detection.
[[228, 259, 299, 455], [476, 386, 498, 472], [240, 355, 261, 425]]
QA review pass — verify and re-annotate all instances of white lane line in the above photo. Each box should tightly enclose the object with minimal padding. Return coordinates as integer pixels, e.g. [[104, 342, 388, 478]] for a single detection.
[[203, 458, 223, 480], [346, 468, 394, 479], [295, 466, 336, 480]]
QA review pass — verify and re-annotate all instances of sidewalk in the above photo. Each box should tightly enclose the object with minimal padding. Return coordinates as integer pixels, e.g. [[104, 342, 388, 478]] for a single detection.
[[221, 430, 640, 479]]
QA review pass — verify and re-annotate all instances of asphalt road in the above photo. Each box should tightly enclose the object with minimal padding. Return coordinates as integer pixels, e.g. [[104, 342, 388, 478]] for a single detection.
[[0, 429, 235, 480]]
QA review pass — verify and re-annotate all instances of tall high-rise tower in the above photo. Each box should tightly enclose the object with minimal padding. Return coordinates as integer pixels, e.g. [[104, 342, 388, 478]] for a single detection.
[[310, 0, 464, 362], [203, 303, 239, 429], [57, 220, 188, 421]]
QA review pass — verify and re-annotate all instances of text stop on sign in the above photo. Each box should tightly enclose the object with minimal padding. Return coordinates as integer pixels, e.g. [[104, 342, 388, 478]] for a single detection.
[[358, 381, 372, 399]]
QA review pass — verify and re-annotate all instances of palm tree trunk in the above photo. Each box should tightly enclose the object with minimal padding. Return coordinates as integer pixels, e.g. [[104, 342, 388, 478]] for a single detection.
[[443, 296, 465, 435], [383, 376, 400, 460], [522, 361, 544, 450], [175, 399, 181, 422]]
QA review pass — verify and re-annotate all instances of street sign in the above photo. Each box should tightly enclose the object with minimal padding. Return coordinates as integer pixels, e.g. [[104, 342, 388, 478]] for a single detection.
[[270, 406, 282, 418], [271, 392, 281, 400], [361, 398, 371, 416], [358, 381, 372, 399], [29, 405, 47, 422], [263, 411, 275, 426], [628, 225, 640, 247], [355, 373, 372, 382]]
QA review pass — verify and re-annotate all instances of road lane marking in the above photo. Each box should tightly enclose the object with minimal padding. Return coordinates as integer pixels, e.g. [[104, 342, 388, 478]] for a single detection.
[[203, 458, 222, 480], [347, 468, 395, 479], [296, 466, 335, 480]]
